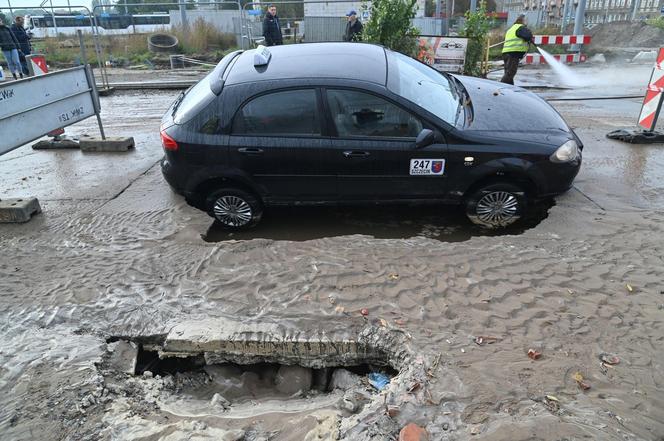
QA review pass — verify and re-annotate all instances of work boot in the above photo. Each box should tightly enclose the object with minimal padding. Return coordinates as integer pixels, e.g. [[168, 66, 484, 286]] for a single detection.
[[12, 73, 17, 80], [19, 73, 23, 79]]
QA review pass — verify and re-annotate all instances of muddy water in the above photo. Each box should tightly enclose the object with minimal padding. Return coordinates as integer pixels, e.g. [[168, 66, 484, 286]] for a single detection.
[[2, 81, 664, 440], [204, 202, 553, 242]]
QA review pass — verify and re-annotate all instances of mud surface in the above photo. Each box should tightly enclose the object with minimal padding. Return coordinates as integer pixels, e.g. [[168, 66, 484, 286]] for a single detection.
[[2, 67, 664, 440]]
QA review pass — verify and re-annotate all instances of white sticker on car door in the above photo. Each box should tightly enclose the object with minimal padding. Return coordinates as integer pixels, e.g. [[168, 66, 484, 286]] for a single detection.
[[410, 159, 445, 175]]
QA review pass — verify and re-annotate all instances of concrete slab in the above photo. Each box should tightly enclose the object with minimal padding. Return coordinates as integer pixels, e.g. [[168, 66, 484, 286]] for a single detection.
[[106, 340, 138, 375], [162, 317, 391, 369], [0, 197, 42, 223], [79, 135, 135, 152], [32, 137, 80, 150]]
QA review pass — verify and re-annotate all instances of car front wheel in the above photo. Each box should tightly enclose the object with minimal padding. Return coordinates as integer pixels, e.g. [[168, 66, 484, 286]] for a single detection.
[[206, 188, 263, 230], [465, 183, 526, 229]]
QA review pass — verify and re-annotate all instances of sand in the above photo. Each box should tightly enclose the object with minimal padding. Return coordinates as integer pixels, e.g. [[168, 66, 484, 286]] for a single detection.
[[1, 79, 664, 440]]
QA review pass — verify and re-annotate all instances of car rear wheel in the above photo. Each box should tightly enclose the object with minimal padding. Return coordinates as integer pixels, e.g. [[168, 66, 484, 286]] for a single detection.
[[465, 183, 526, 229], [206, 188, 263, 230]]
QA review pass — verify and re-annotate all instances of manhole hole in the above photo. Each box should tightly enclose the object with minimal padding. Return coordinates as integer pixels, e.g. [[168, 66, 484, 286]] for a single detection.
[[100, 317, 412, 430]]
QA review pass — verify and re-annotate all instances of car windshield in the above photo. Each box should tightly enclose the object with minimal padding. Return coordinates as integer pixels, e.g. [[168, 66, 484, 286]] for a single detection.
[[387, 51, 460, 126]]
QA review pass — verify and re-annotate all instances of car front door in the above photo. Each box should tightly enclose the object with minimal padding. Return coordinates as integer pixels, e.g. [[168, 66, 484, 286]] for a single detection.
[[325, 88, 448, 201], [228, 88, 336, 202]]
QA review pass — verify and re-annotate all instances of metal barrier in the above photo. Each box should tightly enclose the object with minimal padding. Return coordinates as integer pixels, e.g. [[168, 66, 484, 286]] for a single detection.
[[0, 5, 108, 88], [0, 65, 103, 156]]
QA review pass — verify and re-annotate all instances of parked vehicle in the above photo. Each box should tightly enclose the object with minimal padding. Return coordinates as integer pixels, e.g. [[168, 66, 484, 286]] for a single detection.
[[160, 43, 582, 229], [26, 13, 170, 37]]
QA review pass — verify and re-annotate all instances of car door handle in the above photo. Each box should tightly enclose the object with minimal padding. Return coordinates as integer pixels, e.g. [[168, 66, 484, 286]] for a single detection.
[[238, 148, 264, 155], [343, 151, 370, 157]]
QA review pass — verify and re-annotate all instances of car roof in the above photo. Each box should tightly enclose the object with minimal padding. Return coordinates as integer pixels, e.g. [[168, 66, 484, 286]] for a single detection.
[[224, 43, 388, 86]]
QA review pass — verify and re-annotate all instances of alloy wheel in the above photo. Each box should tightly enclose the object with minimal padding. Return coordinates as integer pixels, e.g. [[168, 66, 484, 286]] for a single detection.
[[213, 195, 253, 227]]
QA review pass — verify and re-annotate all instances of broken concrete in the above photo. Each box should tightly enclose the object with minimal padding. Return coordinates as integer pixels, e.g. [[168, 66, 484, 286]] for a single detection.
[[162, 317, 393, 369], [330, 369, 363, 391], [0, 197, 42, 223], [79, 135, 135, 152], [106, 340, 138, 375]]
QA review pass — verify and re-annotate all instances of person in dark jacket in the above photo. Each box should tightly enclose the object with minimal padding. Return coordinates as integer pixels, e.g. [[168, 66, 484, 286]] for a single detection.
[[500, 14, 533, 85], [343, 10, 363, 42], [262, 4, 283, 46], [0, 22, 23, 80], [11, 16, 31, 76]]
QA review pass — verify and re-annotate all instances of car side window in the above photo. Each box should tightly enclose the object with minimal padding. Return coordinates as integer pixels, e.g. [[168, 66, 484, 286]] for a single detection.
[[327, 89, 423, 138], [232, 89, 321, 136]]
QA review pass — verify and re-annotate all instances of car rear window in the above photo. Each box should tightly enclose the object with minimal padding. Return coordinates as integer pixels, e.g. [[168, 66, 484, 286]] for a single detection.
[[173, 51, 240, 125], [173, 75, 217, 125]]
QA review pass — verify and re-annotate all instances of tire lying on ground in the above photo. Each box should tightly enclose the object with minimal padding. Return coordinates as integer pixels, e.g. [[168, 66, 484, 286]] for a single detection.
[[147, 34, 179, 53]]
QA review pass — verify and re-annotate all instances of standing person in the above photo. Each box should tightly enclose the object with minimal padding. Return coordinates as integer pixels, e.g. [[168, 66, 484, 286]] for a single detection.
[[11, 16, 31, 76], [0, 22, 23, 80], [501, 14, 533, 85], [343, 10, 363, 42], [262, 4, 283, 47]]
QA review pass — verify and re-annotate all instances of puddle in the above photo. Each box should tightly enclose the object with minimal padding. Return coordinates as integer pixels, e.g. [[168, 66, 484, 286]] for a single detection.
[[203, 201, 554, 242]]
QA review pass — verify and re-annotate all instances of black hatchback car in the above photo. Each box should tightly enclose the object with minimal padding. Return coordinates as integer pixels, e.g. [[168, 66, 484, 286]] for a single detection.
[[161, 43, 582, 229]]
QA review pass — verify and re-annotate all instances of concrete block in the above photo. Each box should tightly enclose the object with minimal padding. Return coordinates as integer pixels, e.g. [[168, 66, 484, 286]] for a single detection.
[[107, 340, 138, 375], [163, 317, 388, 368], [0, 198, 42, 223], [32, 136, 80, 150], [79, 135, 135, 152]]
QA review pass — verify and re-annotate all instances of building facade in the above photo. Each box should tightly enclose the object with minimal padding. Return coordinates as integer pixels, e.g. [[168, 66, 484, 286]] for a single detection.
[[500, 0, 664, 25]]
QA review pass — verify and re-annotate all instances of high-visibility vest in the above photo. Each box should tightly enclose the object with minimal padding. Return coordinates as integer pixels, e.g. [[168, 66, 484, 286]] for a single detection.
[[502, 24, 529, 54]]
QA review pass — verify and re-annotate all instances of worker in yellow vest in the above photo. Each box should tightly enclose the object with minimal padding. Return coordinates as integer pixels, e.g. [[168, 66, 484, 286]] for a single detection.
[[501, 14, 533, 85]]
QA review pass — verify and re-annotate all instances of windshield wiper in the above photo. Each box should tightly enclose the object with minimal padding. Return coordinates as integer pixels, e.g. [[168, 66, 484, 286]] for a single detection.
[[171, 91, 186, 117]]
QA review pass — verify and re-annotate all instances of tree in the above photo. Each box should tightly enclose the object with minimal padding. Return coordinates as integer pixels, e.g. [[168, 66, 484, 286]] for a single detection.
[[361, 0, 420, 56], [461, 1, 491, 76]]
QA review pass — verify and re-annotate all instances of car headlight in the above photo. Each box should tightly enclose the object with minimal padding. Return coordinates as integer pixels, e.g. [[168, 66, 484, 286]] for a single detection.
[[550, 140, 579, 163]]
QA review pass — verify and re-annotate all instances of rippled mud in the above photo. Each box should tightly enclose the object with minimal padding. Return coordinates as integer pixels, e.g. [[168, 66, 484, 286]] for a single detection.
[[2, 82, 664, 440]]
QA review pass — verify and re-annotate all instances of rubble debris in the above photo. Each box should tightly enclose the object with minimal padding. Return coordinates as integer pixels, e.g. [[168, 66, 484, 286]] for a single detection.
[[106, 340, 139, 375], [572, 372, 591, 390], [599, 353, 620, 365], [368, 372, 390, 391], [330, 369, 362, 391], [399, 423, 429, 441], [527, 349, 542, 360]]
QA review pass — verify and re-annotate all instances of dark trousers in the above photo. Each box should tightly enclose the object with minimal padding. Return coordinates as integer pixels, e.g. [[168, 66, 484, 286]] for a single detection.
[[18, 51, 29, 76], [501, 53, 524, 85]]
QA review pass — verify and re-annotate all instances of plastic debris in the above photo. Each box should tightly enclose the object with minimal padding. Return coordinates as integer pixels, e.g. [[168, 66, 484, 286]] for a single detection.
[[368, 372, 390, 391], [572, 372, 591, 390], [388, 273, 400, 280], [606, 129, 664, 144], [528, 349, 542, 360], [626, 284, 634, 293], [599, 353, 620, 365], [361, 308, 369, 316], [474, 336, 499, 346], [544, 395, 560, 412]]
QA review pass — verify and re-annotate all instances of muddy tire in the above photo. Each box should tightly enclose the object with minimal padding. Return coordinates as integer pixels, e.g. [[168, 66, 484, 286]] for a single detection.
[[465, 183, 526, 229], [206, 188, 263, 230]]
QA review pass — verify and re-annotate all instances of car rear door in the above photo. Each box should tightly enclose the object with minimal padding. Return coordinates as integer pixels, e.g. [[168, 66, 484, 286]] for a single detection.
[[228, 88, 336, 202], [324, 88, 448, 201]]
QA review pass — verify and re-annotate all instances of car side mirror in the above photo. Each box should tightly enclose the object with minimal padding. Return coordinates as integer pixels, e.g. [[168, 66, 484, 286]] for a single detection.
[[415, 129, 436, 149]]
